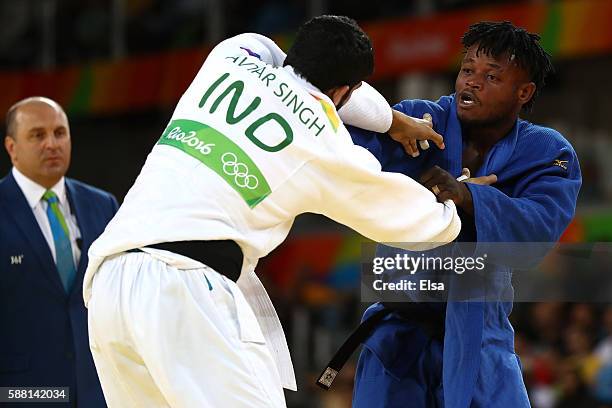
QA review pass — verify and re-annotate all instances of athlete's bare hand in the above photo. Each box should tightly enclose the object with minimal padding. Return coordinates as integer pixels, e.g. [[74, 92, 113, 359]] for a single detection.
[[420, 166, 497, 216], [387, 110, 445, 157]]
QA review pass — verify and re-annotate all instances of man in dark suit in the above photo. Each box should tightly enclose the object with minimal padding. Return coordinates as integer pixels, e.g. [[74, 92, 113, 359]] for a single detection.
[[0, 96, 117, 407]]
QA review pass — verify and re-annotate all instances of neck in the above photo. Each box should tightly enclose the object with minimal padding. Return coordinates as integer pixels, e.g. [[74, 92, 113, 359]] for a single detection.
[[38, 178, 61, 190], [14, 166, 61, 190], [31, 176, 60, 190], [462, 115, 517, 152]]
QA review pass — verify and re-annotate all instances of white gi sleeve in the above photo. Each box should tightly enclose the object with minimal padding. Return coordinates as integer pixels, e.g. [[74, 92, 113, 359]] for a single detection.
[[337, 82, 393, 133], [302, 141, 461, 248]]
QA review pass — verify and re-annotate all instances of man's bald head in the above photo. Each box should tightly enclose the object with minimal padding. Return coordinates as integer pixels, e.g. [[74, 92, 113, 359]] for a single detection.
[[4, 96, 72, 188], [5, 96, 67, 139]]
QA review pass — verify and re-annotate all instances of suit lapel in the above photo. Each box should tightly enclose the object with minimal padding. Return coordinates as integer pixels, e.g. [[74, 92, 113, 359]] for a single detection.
[[0, 173, 66, 297], [65, 179, 93, 298]]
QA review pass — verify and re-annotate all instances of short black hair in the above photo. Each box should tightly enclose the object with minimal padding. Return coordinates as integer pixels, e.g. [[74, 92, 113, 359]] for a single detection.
[[462, 21, 554, 112], [284, 15, 374, 92]]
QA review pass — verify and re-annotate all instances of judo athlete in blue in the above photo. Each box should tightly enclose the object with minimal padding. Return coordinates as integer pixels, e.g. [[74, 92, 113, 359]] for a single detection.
[[348, 22, 581, 407]]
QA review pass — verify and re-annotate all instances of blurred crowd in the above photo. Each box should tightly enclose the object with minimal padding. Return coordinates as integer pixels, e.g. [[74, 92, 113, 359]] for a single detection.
[[514, 303, 612, 408], [268, 279, 612, 407]]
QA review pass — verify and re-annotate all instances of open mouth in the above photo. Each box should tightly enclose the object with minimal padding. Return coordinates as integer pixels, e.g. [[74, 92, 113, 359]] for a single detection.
[[459, 92, 478, 107]]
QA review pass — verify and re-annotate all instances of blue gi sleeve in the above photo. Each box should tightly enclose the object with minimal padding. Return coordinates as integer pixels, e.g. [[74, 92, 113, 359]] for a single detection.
[[348, 98, 453, 177]]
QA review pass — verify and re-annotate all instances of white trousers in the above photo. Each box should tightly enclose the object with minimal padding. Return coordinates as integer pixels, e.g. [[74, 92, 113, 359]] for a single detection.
[[88, 252, 286, 408]]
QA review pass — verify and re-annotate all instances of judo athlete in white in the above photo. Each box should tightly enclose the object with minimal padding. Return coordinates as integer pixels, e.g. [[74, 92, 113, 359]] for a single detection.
[[84, 16, 461, 407]]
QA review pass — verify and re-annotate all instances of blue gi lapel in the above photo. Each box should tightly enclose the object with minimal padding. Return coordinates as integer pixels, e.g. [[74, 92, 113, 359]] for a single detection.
[[443, 97, 465, 178], [0, 172, 66, 297], [443, 112, 522, 408], [442, 100, 523, 408]]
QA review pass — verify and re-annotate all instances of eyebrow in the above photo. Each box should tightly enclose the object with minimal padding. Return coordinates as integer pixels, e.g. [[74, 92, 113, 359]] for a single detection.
[[462, 57, 504, 70], [27, 125, 67, 133]]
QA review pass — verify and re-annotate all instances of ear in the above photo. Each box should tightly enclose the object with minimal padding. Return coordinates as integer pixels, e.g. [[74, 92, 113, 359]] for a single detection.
[[518, 82, 536, 107], [4, 136, 17, 163], [326, 85, 350, 107], [5, 136, 13, 155]]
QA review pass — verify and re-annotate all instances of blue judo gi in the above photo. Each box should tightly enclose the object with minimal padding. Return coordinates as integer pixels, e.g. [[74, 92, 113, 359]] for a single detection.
[[349, 95, 581, 408]]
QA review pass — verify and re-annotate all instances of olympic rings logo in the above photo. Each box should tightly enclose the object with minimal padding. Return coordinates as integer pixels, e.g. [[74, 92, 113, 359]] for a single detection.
[[221, 152, 259, 190]]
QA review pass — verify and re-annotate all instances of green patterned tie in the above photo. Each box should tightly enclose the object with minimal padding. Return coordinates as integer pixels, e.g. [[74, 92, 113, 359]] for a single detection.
[[43, 190, 76, 292]]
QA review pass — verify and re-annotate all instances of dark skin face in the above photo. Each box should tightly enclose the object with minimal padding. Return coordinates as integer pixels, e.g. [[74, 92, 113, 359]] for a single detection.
[[455, 45, 536, 168], [420, 44, 536, 215]]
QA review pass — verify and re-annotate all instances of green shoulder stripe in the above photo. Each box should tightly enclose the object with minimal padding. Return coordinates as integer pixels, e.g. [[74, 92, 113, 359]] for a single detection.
[[158, 119, 272, 208]]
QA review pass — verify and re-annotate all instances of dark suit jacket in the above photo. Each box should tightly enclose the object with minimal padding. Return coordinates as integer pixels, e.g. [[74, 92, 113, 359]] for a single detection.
[[0, 172, 118, 407]]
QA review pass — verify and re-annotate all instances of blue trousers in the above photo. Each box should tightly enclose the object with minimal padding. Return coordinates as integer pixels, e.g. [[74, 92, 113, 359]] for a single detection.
[[353, 323, 444, 408]]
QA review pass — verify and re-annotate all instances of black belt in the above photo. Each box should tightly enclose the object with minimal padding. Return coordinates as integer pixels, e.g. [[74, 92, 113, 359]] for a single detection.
[[316, 302, 445, 390], [128, 240, 243, 282]]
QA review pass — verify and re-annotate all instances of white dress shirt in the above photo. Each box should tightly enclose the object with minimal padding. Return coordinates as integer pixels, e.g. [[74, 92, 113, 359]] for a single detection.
[[12, 167, 82, 267]]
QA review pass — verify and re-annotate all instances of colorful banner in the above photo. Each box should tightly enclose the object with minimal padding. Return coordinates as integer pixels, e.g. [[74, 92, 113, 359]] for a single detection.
[[1, 0, 611, 116], [366, 0, 612, 78], [0, 47, 210, 117]]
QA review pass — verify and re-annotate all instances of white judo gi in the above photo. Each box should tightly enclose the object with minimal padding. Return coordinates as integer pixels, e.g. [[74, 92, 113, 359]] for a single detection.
[[83, 33, 461, 407]]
